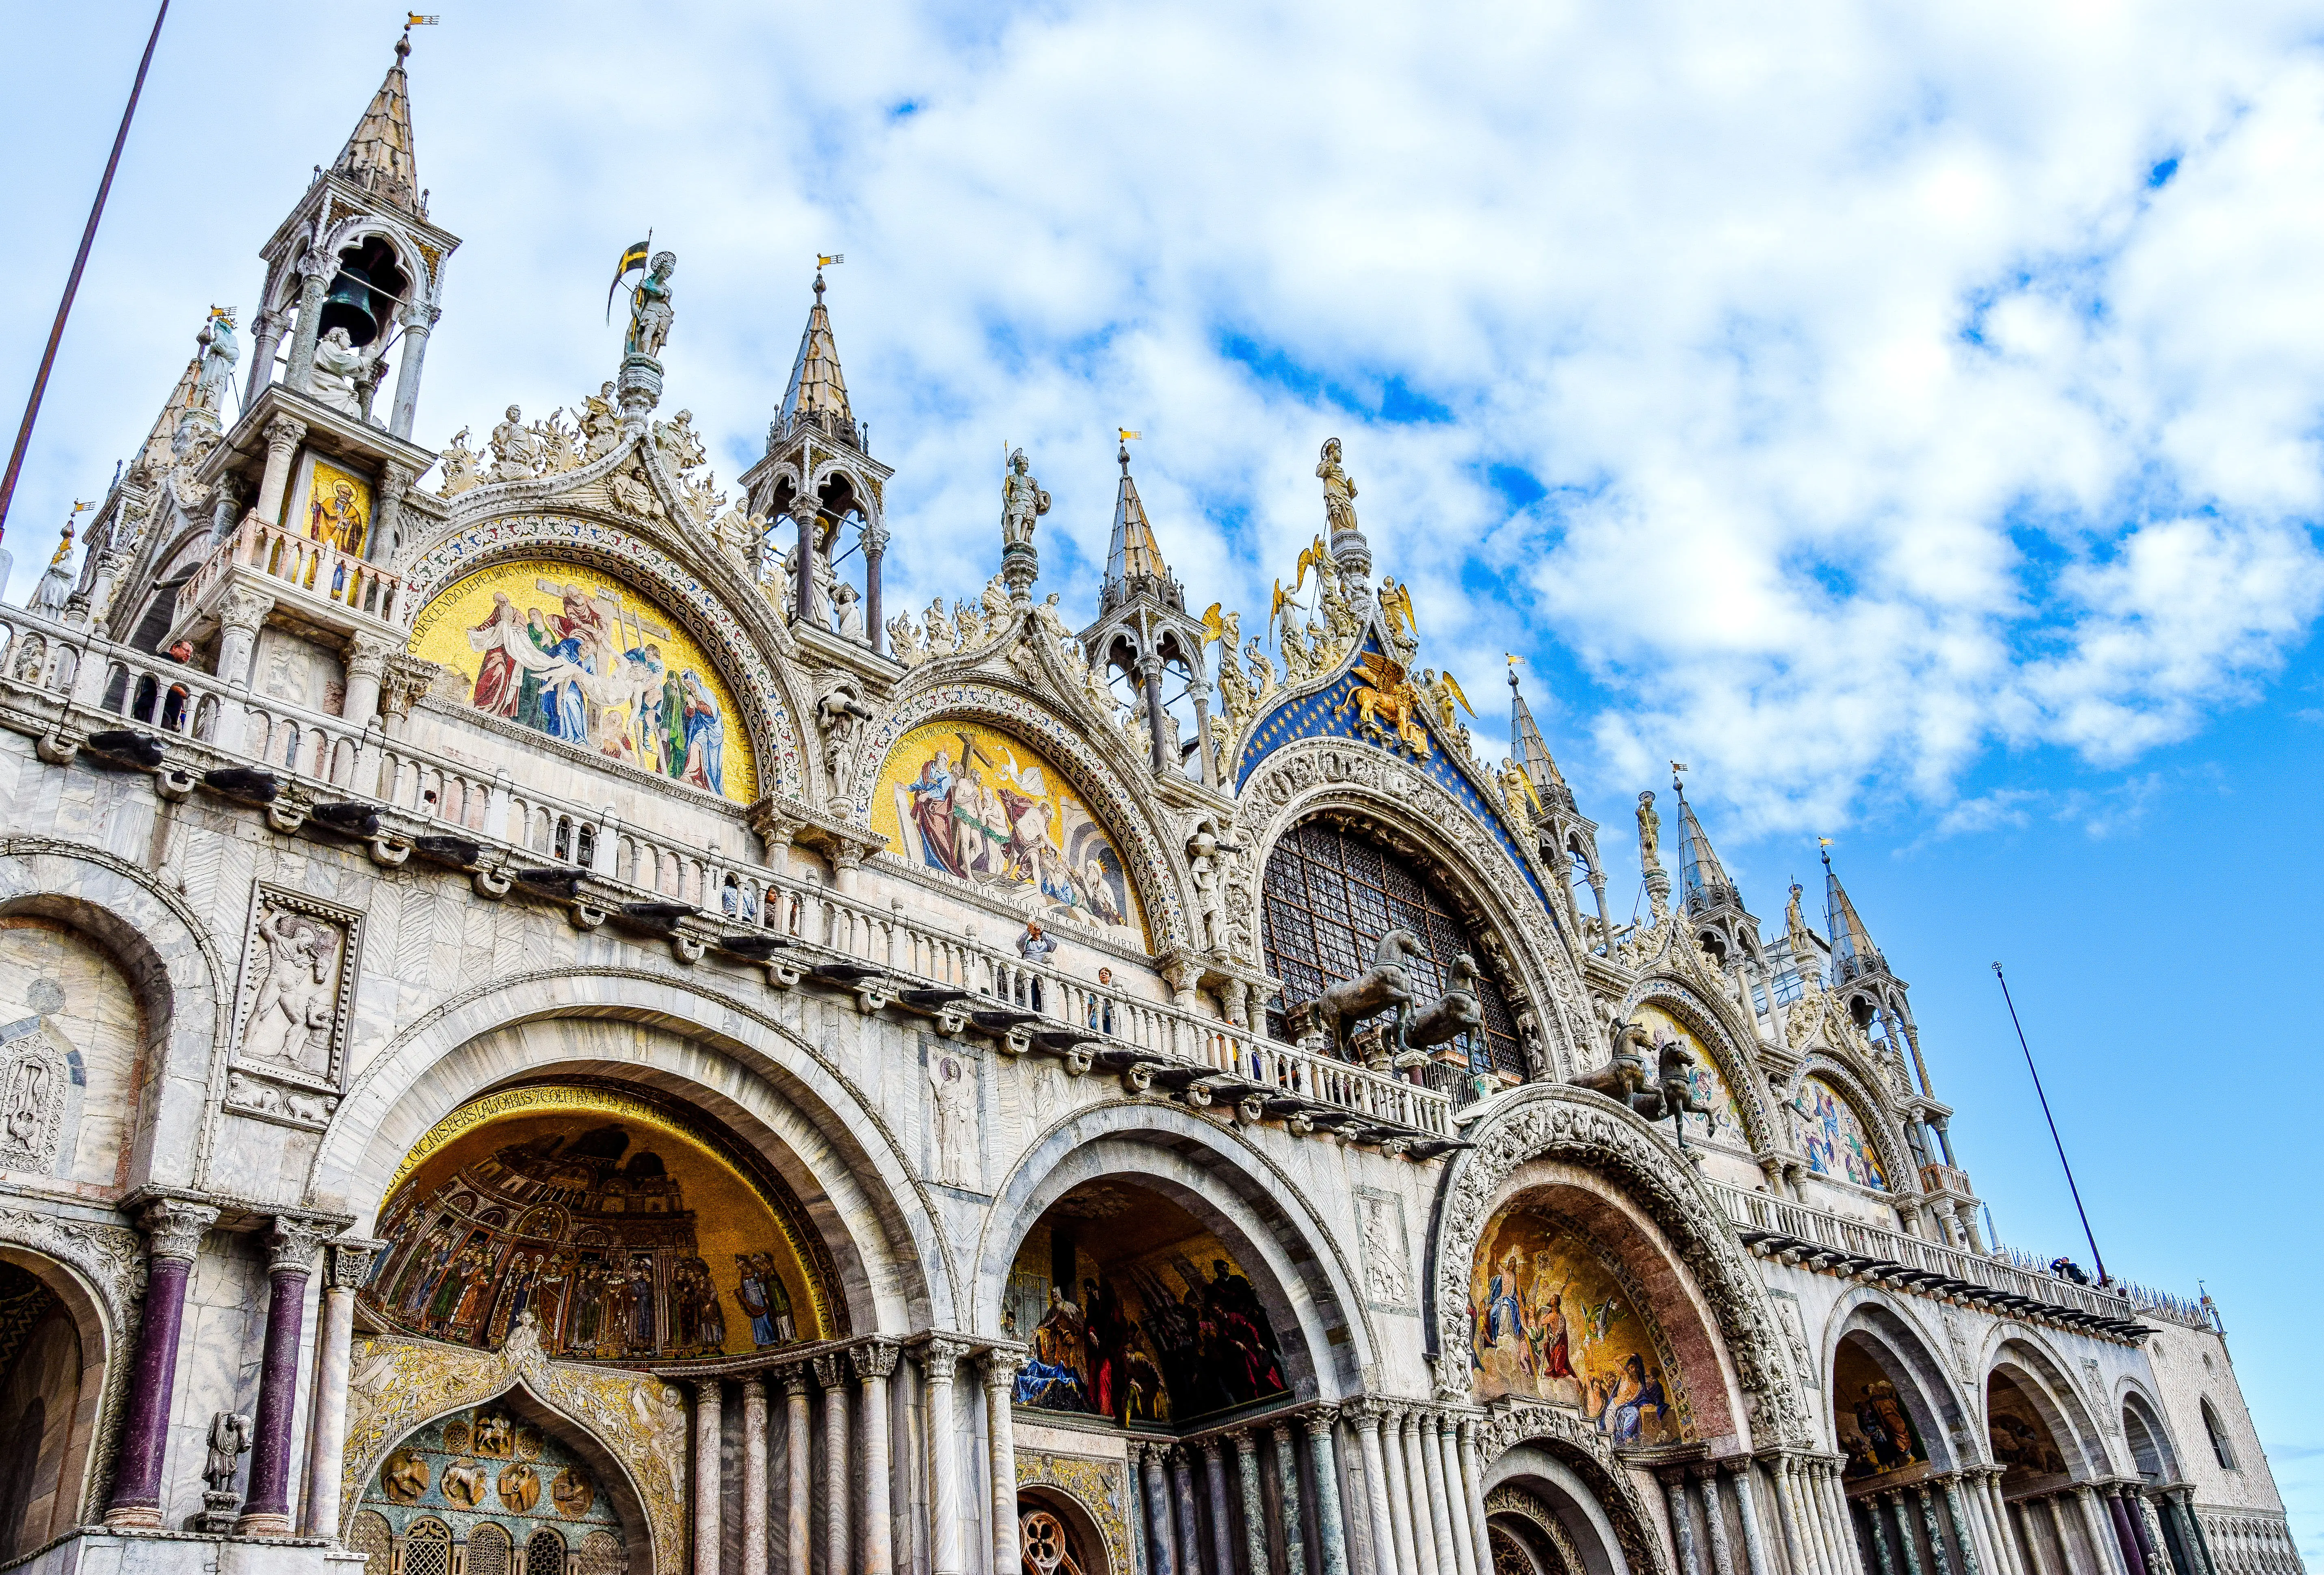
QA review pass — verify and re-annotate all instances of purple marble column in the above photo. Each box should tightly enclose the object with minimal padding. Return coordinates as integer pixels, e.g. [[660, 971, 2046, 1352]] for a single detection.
[[105, 1198, 219, 1528], [2109, 1489, 2153, 1575], [237, 1219, 328, 1536]]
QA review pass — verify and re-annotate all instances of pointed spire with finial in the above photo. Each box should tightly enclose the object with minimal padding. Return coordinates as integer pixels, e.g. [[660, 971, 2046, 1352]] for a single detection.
[[779, 260, 857, 444], [1507, 661, 1575, 815], [1101, 432, 1178, 609], [1672, 765, 1740, 916], [1821, 843, 1887, 984], [332, 30, 422, 216]]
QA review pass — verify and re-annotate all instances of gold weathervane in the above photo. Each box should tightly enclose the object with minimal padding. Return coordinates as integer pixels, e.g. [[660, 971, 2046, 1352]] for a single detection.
[[818, 253, 845, 269], [406, 13, 439, 26], [1119, 428, 1141, 443]]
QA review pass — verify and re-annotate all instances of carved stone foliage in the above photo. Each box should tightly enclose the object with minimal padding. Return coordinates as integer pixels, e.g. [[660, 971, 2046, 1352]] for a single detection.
[[343, 1332, 688, 1575], [1238, 740, 1592, 1074], [0, 1012, 73, 1174], [227, 882, 364, 1128], [400, 512, 804, 798], [845, 679, 1192, 952], [1477, 1405, 1669, 1575], [1438, 1087, 1811, 1448], [1016, 1449, 1136, 1575], [0, 1205, 145, 1326]]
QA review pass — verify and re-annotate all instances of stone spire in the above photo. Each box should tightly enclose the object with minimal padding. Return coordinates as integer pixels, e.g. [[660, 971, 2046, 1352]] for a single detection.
[[778, 267, 857, 443], [1820, 844, 1887, 987], [1673, 772, 1739, 918], [331, 31, 422, 218], [1101, 439, 1175, 606], [1508, 666, 1573, 815]]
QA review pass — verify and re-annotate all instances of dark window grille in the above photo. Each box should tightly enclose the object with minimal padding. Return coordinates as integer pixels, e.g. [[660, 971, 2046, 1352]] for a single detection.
[[1261, 819, 1525, 1078]]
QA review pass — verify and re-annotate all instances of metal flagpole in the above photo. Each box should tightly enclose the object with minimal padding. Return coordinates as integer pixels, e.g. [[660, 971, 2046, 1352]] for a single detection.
[[1992, 960, 2107, 1284], [0, 0, 172, 552]]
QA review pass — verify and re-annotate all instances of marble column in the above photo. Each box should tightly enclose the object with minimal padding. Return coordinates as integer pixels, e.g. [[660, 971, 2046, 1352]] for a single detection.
[[249, 414, 308, 531], [1173, 1450, 1205, 1574], [238, 1219, 328, 1536], [1360, 1404, 1411, 1575], [811, 1355, 850, 1575], [1403, 1412, 1443, 1575], [1417, 1413, 1459, 1575], [1202, 1440, 1237, 1575], [301, 1238, 381, 1538], [1887, 1495, 1926, 1575], [692, 1380, 724, 1575], [283, 260, 330, 392], [2108, 1489, 2152, 1575], [387, 302, 439, 440], [1308, 1409, 1351, 1575], [861, 520, 889, 655], [1825, 1466, 1868, 1575], [1864, 1496, 1898, 1575], [2075, 1488, 2129, 1575], [1437, 1416, 1478, 1575], [783, 1370, 812, 1575], [1234, 1431, 1270, 1575], [1943, 1478, 1986, 1575], [855, 1345, 898, 1575], [2167, 1491, 2217, 1575], [106, 1201, 215, 1527], [1731, 1463, 1775, 1575], [1772, 1460, 1820, 1575], [1664, 1475, 1704, 1575], [1274, 1422, 1308, 1575], [1915, 1486, 1954, 1575], [1698, 1470, 1738, 1575], [981, 1350, 1021, 1575], [2129, 1492, 2173, 1575], [2047, 1497, 2082, 1575], [245, 309, 285, 408], [925, 1341, 968, 1575], [1143, 1444, 1179, 1575], [1458, 1417, 1493, 1575], [1970, 1472, 2017, 1575], [741, 1379, 769, 1575]]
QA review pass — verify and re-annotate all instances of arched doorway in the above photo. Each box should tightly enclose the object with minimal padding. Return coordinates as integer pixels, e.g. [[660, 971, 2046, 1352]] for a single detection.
[[1826, 1317, 1980, 1575], [0, 1258, 95, 1558], [353, 1402, 632, 1575], [1988, 1356, 2110, 1575]]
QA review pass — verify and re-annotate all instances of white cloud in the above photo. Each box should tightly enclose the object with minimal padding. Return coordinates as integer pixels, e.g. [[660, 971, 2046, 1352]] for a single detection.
[[5, 0, 2323, 836]]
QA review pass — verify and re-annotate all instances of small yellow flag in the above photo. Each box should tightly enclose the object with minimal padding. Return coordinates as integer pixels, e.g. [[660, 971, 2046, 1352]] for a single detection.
[[818, 253, 845, 268], [407, 13, 439, 24], [1119, 429, 1141, 442]]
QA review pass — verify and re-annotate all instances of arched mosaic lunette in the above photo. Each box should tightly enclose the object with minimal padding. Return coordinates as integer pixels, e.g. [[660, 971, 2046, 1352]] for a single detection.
[[1774, 1050, 1920, 1201], [404, 512, 805, 798], [1615, 977, 1777, 1154], [846, 679, 1193, 953]]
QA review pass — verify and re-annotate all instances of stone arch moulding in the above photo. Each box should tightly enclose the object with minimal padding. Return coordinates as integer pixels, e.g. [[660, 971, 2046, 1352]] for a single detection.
[[309, 968, 952, 1332], [1985, 1332, 2114, 1481], [1480, 1428, 1671, 1575], [1821, 1291, 1976, 1469], [1015, 1470, 1135, 1575], [1238, 741, 1593, 1076], [845, 680, 1196, 953], [1772, 1050, 1921, 1205], [0, 840, 232, 1193], [399, 514, 807, 799], [341, 1338, 677, 1575], [1615, 979, 1777, 1155], [2116, 1381, 2182, 1480], [1437, 1084, 1811, 1448], [0, 1221, 143, 1527], [970, 1099, 1379, 1400]]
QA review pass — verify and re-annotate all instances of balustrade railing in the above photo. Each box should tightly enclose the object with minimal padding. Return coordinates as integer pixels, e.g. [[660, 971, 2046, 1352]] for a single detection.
[[181, 516, 404, 625], [0, 603, 1452, 1139], [1703, 1177, 2207, 1327]]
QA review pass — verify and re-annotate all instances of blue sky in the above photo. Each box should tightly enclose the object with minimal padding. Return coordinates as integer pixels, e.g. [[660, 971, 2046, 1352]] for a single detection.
[[5, 0, 2321, 1556]]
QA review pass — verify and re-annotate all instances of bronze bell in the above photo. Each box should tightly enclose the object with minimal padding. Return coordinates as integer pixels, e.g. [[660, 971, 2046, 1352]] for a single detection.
[[318, 264, 380, 346]]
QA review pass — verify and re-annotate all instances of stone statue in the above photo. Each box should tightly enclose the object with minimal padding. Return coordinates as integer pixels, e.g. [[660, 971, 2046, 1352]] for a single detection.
[[1002, 448, 1052, 547], [923, 598, 956, 656], [1317, 437, 1359, 537], [488, 405, 543, 482], [1571, 1018, 1709, 1145], [196, 309, 240, 414], [1032, 592, 1072, 648], [834, 581, 865, 640], [1398, 954, 1485, 1067], [926, 1050, 978, 1186], [656, 409, 708, 472], [1499, 758, 1537, 834], [307, 326, 376, 418], [625, 251, 677, 360], [203, 1411, 253, 1493], [1636, 790, 1662, 870], [31, 516, 76, 615], [579, 381, 622, 457], [1298, 928, 1420, 1059], [437, 427, 480, 496]]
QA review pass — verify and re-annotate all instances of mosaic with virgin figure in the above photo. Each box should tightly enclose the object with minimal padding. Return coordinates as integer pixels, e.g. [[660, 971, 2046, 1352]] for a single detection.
[[362, 1097, 825, 1363], [1469, 1203, 1689, 1445], [1005, 1201, 1290, 1426]]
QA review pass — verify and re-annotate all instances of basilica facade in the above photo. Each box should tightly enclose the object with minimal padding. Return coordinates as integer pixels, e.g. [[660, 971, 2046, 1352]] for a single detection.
[[0, 35, 2299, 1575]]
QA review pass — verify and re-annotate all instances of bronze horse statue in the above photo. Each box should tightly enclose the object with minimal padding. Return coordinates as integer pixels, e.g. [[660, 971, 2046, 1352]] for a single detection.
[[1571, 1017, 1712, 1146], [1305, 928, 1421, 1059], [1397, 953, 1485, 1067]]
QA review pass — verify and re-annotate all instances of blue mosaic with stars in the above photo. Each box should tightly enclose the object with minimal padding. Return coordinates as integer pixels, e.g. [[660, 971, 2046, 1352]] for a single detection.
[[1233, 640, 1557, 921]]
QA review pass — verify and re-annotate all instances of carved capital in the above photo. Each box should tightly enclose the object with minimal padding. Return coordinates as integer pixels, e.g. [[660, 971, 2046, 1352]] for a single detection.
[[921, 1334, 972, 1383], [853, 1340, 900, 1383], [138, 1198, 219, 1263], [266, 1216, 332, 1276], [809, 1353, 845, 1391], [378, 461, 418, 499], [1302, 1405, 1340, 1437], [1232, 1428, 1260, 1458], [381, 654, 441, 718], [782, 1368, 812, 1398], [262, 416, 308, 454], [1339, 1397, 1390, 1430], [344, 631, 398, 682], [858, 521, 890, 559], [327, 1236, 388, 1289], [978, 1346, 1024, 1390], [219, 585, 275, 635], [398, 301, 443, 333]]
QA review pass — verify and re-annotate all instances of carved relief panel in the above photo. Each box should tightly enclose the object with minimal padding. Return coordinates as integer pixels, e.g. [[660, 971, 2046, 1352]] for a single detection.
[[227, 881, 364, 1129]]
